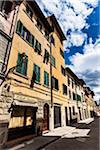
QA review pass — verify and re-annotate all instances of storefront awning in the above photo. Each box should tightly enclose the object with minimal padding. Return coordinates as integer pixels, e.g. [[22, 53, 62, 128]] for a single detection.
[[14, 100, 38, 107]]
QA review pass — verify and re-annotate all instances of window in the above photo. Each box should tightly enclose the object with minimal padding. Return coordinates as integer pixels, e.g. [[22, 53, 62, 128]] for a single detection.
[[50, 35, 55, 45], [44, 71, 49, 86], [34, 64, 40, 83], [45, 31, 49, 41], [77, 94, 81, 101], [68, 76, 70, 86], [60, 48, 64, 58], [16, 20, 23, 35], [16, 53, 28, 76], [61, 66, 66, 76], [16, 20, 31, 43], [51, 56, 56, 67], [73, 92, 76, 100], [43, 49, 49, 64], [52, 77, 59, 90], [63, 84, 67, 95], [26, 5, 33, 19], [72, 106, 75, 115], [21, 27, 29, 42], [16, 21, 42, 55], [30, 71, 36, 88], [0, 1, 13, 17], [30, 35, 35, 48], [72, 80, 74, 89], [69, 90, 71, 99], [37, 20, 42, 31], [35, 40, 41, 54]]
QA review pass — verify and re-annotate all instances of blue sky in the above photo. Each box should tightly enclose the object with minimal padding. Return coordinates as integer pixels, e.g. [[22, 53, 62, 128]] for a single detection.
[[65, 5, 99, 65], [36, 0, 100, 102]]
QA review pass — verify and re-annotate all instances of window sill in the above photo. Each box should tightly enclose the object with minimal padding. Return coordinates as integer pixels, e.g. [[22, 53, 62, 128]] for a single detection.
[[34, 81, 41, 85], [43, 84, 50, 89], [13, 71, 28, 80], [53, 88, 59, 92]]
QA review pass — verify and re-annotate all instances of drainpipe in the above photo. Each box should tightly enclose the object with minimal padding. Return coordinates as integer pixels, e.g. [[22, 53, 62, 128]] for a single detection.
[[50, 35, 53, 108], [75, 82, 78, 122]]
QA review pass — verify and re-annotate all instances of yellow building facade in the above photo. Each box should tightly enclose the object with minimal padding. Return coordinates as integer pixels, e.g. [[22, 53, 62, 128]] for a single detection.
[[4, 1, 53, 140], [1, 0, 96, 142]]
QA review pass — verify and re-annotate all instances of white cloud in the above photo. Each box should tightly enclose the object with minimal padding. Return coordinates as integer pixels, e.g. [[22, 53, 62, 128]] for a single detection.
[[69, 40, 100, 72], [68, 32, 87, 47], [36, 0, 98, 47], [68, 38, 100, 101]]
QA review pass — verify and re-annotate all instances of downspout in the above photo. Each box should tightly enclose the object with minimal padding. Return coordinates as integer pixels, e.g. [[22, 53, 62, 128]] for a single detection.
[[50, 34, 53, 108], [75, 82, 78, 122]]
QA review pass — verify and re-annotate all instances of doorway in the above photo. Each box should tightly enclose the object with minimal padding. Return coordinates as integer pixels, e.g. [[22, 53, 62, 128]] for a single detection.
[[43, 103, 49, 131], [54, 105, 61, 128], [8, 106, 37, 141], [65, 107, 68, 125], [69, 107, 72, 124]]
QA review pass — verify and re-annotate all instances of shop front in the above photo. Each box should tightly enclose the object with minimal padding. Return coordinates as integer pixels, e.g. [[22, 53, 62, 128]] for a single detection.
[[8, 104, 37, 141]]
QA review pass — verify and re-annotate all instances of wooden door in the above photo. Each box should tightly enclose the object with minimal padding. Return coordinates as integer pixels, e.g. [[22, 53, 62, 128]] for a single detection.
[[43, 104, 49, 131], [54, 106, 61, 128]]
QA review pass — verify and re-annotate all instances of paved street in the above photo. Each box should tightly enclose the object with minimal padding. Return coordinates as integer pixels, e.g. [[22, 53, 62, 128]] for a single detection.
[[43, 117, 100, 150], [18, 117, 99, 150], [5, 117, 99, 150]]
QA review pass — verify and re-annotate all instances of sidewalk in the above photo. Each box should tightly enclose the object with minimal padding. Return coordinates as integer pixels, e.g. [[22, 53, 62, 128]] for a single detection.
[[3, 118, 94, 150], [3, 136, 60, 150], [78, 117, 94, 124], [43, 126, 90, 139]]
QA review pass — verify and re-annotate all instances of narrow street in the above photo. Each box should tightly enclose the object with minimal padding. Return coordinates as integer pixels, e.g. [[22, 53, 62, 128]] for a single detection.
[[43, 117, 100, 150], [15, 117, 100, 150]]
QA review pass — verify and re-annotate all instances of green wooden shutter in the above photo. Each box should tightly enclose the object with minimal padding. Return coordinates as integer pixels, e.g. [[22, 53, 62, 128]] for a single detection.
[[35, 40, 38, 52], [47, 73, 49, 86], [44, 71, 46, 85], [31, 35, 35, 48], [38, 43, 41, 54], [34, 64, 40, 82], [37, 66, 40, 82], [21, 56, 28, 76], [16, 20, 22, 35], [16, 53, 22, 73]]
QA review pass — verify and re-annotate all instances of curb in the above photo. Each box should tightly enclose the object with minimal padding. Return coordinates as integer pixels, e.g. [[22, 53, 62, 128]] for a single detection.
[[36, 136, 61, 150]]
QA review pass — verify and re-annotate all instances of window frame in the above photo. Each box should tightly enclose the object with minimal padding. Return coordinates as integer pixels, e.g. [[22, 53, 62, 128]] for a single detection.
[[33, 64, 40, 83], [16, 53, 28, 76], [51, 55, 56, 67], [62, 84, 67, 95], [52, 76, 59, 90], [44, 71, 49, 86]]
